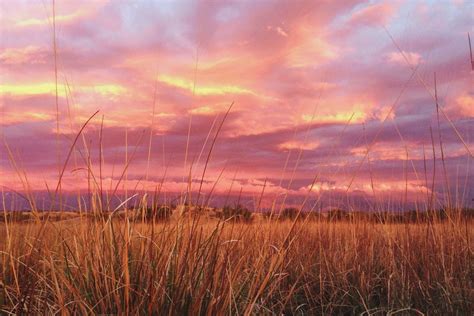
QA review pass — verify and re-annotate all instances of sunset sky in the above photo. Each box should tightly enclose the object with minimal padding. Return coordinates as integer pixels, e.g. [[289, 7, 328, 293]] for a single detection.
[[1, 0, 473, 209]]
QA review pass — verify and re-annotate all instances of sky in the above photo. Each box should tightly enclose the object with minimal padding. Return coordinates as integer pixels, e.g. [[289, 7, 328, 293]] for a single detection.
[[1, 0, 473, 210]]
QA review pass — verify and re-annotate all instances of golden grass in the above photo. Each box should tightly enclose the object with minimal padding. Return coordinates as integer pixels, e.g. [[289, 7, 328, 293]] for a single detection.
[[1, 215, 472, 314], [1, 7, 472, 315]]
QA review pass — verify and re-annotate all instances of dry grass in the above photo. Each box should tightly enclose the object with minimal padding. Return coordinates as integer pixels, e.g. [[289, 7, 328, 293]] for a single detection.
[[1, 7, 472, 315], [1, 213, 472, 315]]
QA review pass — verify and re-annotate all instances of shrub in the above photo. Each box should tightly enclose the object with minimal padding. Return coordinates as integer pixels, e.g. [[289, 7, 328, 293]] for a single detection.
[[144, 205, 173, 221], [280, 207, 301, 220], [220, 205, 252, 222], [326, 208, 349, 221]]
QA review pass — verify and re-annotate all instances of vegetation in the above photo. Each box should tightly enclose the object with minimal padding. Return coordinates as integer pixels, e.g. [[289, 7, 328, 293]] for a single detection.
[[219, 204, 253, 222], [1, 207, 472, 314], [143, 205, 174, 221], [1, 5, 472, 314], [280, 207, 300, 220]]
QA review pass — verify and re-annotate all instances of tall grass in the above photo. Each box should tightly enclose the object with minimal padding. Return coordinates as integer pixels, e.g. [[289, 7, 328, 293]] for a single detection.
[[0, 209, 472, 314], [1, 5, 472, 315]]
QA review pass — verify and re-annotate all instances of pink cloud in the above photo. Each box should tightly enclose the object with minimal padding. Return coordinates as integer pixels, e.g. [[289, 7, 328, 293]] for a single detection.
[[0, 46, 49, 65], [1, 0, 473, 208], [448, 93, 474, 118], [387, 51, 423, 66], [348, 2, 396, 26]]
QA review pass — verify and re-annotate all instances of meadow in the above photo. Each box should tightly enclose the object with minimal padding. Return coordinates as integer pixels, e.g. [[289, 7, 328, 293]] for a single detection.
[[1, 2, 473, 315], [1, 207, 472, 315]]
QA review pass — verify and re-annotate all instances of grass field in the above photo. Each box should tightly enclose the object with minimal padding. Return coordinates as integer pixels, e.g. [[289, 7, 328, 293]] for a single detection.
[[1, 2, 473, 315], [1, 211, 472, 315]]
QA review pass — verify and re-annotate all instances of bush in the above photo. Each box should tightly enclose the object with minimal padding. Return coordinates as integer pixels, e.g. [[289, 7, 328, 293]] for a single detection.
[[144, 205, 173, 221], [326, 209, 349, 221], [220, 205, 252, 222], [280, 207, 301, 220]]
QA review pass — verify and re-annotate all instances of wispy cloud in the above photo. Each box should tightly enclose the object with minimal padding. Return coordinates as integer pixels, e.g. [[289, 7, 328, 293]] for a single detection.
[[1, 0, 472, 205]]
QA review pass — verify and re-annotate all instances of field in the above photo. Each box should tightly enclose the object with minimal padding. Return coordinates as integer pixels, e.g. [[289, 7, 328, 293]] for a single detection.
[[1, 211, 472, 315], [2, 1, 474, 315]]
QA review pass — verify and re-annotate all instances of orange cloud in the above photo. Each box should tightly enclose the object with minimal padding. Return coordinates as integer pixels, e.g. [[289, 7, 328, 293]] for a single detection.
[[278, 140, 319, 151], [158, 75, 256, 96], [0, 46, 48, 65], [1, 110, 55, 125], [453, 94, 474, 117], [0, 83, 126, 97], [12, 1, 107, 28]]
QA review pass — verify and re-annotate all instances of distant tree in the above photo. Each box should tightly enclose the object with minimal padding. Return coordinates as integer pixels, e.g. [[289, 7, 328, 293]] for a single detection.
[[280, 207, 300, 220], [326, 209, 348, 221], [220, 205, 252, 222], [144, 205, 173, 221]]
